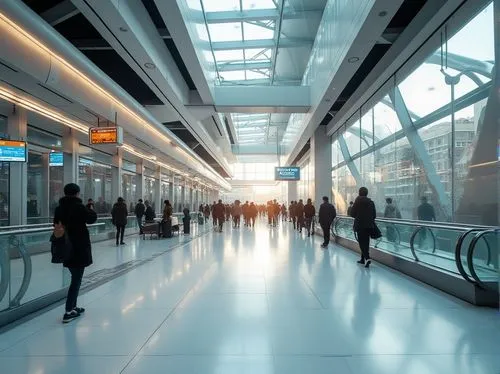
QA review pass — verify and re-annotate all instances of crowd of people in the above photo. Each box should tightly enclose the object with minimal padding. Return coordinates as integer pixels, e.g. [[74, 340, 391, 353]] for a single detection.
[[51, 179, 435, 324]]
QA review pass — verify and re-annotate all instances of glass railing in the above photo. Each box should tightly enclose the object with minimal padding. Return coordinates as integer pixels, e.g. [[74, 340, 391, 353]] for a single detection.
[[332, 216, 498, 288], [0, 214, 210, 324]]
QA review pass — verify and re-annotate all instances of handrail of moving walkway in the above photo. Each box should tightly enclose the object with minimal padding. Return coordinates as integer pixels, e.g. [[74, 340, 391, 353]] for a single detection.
[[454, 228, 483, 283], [466, 228, 499, 289], [0, 222, 106, 308]]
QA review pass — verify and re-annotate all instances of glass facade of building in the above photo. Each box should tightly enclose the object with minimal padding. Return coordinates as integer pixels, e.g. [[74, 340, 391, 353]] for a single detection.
[[331, 3, 496, 225]]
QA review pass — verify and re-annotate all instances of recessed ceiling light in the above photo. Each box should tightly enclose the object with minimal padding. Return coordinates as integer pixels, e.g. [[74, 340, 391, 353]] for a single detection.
[[144, 62, 156, 69], [119, 27, 128, 32], [378, 11, 388, 17], [348, 57, 360, 63]]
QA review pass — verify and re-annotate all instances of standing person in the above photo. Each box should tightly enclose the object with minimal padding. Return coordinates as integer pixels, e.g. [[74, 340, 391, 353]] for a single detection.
[[162, 200, 173, 238], [182, 207, 191, 235], [350, 187, 377, 268], [347, 201, 354, 217], [242, 201, 250, 226], [213, 199, 225, 232], [281, 204, 287, 222], [134, 199, 146, 235], [232, 200, 242, 228], [303, 198, 316, 237], [144, 200, 155, 222], [111, 197, 128, 246], [86, 198, 94, 210], [417, 196, 435, 221], [289, 201, 296, 227], [296, 199, 305, 233], [203, 204, 211, 223], [54, 183, 97, 323], [211, 201, 217, 227], [225, 204, 232, 222], [249, 202, 258, 228], [319, 196, 337, 249], [384, 197, 401, 243]]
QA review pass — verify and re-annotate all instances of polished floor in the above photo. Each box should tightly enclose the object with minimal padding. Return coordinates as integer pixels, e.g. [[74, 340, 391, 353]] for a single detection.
[[0, 219, 499, 374]]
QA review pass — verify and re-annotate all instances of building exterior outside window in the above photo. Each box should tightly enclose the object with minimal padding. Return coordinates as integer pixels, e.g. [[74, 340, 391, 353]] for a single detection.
[[330, 3, 496, 225]]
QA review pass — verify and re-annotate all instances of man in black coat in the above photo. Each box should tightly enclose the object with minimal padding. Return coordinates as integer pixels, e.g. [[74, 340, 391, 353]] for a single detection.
[[53, 183, 97, 323], [134, 199, 146, 234], [213, 199, 225, 232], [318, 196, 336, 248], [350, 187, 377, 268], [303, 198, 316, 237], [112, 197, 129, 245]]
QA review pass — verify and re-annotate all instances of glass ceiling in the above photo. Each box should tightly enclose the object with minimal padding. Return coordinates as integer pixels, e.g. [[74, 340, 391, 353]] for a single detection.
[[200, 0, 326, 87], [199, 0, 327, 144]]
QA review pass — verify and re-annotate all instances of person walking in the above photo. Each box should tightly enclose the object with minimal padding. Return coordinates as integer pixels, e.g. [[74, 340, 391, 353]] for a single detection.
[[86, 198, 94, 210], [249, 202, 258, 228], [417, 196, 435, 221], [213, 199, 225, 232], [350, 187, 377, 268], [162, 200, 173, 238], [144, 200, 155, 222], [347, 201, 354, 217], [232, 200, 242, 228], [296, 199, 305, 233], [304, 198, 316, 237], [134, 199, 146, 235], [383, 197, 401, 243], [112, 197, 128, 246], [318, 196, 337, 249], [53, 183, 97, 323]]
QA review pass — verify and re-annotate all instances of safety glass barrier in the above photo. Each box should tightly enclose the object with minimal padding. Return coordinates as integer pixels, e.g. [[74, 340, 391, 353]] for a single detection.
[[467, 229, 499, 290], [0, 223, 104, 313], [332, 215, 495, 281]]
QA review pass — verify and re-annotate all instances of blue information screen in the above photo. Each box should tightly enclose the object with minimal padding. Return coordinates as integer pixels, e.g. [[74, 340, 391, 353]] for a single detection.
[[49, 152, 63, 166], [275, 167, 300, 181], [0, 140, 27, 162]]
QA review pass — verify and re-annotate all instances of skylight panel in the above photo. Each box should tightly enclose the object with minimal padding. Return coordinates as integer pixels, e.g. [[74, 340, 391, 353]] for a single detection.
[[243, 22, 275, 40], [242, 0, 277, 10], [214, 49, 244, 62], [208, 23, 242, 42], [201, 0, 240, 12], [219, 71, 246, 81]]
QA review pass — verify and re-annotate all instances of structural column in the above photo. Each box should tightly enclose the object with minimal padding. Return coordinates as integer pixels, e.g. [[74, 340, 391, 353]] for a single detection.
[[311, 125, 332, 208], [111, 147, 123, 203], [7, 106, 27, 225], [40, 153, 50, 218], [62, 127, 79, 188], [155, 165, 161, 212], [136, 161, 144, 202]]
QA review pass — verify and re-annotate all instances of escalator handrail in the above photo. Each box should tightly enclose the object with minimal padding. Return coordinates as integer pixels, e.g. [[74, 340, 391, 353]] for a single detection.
[[0, 222, 105, 237], [466, 228, 499, 289], [454, 228, 482, 283]]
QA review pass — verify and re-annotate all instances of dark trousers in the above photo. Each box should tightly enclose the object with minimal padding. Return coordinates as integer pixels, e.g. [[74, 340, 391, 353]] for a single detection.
[[66, 267, 84, 312], [297, 216, 304, 231], [305, 217, 313, 234], [250, 216, 256, 227], [292, 216, 296, 229], [217, 217, 224, 231], [321, 223, 331, 245], [116, 225, 125, 244], [136, 216, 143, 233], [233, 216, 240, 227], [356, 229, 371, 260]]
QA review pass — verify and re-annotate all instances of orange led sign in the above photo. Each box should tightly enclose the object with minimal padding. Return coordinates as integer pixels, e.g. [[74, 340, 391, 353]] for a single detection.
[[89, 127, 123, 145]]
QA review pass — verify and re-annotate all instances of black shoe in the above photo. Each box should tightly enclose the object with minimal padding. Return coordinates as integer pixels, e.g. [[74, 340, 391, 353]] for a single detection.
[[74, 307, 85, 314], [307, 233, 311, 237], [320, 244, 327, 249], [120, 242, 126, 245], [357, 259, 365, 264], [62, 309, 81, 323], [365, 260, 371, 268], [116, 243, 119, 246]]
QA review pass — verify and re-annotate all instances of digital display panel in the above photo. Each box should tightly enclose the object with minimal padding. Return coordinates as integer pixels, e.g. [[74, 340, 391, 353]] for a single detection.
[[49, 152, 63, 166], [89, 127, 123, 145], [0, 140, 27, 162], [275, 167, 300, 181]]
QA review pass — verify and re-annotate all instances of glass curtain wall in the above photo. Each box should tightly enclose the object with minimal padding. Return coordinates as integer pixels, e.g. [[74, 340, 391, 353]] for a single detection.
[[297, 158, 314, 201], [79, 158, 113, 214], [331, 3, 496, 224]]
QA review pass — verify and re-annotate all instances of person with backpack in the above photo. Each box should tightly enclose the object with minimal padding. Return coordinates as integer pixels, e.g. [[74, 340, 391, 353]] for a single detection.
[[111, 197, 128, 246], [52, 183, 97, 323], [134, 199, 146, 235]]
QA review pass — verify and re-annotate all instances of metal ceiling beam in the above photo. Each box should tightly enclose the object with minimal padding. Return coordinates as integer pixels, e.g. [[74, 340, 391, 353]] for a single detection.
[[40, 0, 80, 26], [71, 38, 113, 51], [219, 78, 301, 85], [212, 38, 314, 51], [205, 9, 324, 23], [218, 61, 272, 71]]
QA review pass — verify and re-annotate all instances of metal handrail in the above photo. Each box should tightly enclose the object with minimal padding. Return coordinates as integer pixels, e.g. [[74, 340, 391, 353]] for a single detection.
[[454, 228, 484, 283], [336, 215, 493, 232], [0, 222, 105, 237], [466, 229, 499, 289]]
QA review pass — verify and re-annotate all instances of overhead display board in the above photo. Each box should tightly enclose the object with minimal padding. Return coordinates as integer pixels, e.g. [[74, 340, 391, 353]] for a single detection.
[[275, 167, 300, 181], [0, 140, 27, 162], [89, 127, 123, 145], [49, 152, 63, 166]]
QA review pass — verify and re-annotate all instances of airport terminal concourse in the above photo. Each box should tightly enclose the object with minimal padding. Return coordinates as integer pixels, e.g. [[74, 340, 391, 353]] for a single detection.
[[0, 0, 498, 373]]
